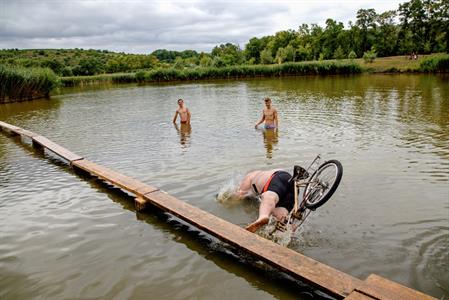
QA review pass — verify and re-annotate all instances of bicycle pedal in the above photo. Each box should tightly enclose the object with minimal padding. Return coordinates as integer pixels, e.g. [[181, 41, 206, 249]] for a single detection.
[[292, 211, 303, 220]]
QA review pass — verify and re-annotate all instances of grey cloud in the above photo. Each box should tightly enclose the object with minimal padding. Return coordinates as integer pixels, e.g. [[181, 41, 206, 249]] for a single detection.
[[0, 0, 406, 53]]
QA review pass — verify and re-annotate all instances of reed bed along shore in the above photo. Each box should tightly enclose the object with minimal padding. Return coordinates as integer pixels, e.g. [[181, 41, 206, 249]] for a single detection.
[[61, 61, 362, 86], [0, 65, 59, 103], [1, 55, 447, 103], [419, 54, 449, 73]]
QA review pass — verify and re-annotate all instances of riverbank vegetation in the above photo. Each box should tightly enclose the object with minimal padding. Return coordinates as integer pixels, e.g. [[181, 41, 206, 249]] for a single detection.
[[0, 65, 59, 102], [419, 54, 449, 72], [1, 0, 446, 77], [0, 0, 447, 99], [61, 61, 362, 86]]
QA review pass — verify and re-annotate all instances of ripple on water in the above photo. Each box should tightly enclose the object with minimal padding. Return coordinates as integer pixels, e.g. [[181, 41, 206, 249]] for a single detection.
[[1, 75, 448, 299]]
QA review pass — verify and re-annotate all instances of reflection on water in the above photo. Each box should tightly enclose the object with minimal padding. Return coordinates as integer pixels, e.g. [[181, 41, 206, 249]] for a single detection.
[[174, 123, 192, 148], [260, 128, 279, 158], [0, 74, 448, 299]]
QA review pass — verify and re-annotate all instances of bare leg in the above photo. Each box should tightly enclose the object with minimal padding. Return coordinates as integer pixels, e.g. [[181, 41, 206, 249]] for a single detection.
[[272, 207, 289, 222], [246, 191, 278, 232]]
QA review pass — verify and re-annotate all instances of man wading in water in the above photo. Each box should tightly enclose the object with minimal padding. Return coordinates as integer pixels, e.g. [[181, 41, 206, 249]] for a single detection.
[[173, 98, 191, 124], [235, 169, 295, 232], [255, 97, 278, 129]]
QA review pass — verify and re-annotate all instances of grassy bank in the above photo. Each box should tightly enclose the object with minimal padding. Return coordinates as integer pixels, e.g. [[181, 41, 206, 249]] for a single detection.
[[356, 53, 448, 73], [61, 60, 362, 86], [0, 65, 59, 103], [60, 53, 448, 87]]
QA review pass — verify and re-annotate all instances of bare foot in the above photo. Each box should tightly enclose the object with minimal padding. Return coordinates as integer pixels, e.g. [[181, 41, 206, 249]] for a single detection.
[[245, 217, 269, 233]]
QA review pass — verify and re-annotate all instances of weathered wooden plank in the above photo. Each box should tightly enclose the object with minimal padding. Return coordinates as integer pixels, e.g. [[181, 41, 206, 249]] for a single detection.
[[15, 128, 39, 138], [355, 274, 436, 300], [32, 135, 83, 162], [0, 121, 40, 138], [143, 190, 362, 298], [344, 291, 376, 300], [0, 121, 20, 135], [72, 159, 158, 197]]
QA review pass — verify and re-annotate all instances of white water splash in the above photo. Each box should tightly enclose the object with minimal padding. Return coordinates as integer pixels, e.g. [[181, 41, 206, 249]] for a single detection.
[[216, 174, 243, 207], [257, 217, 296, 247]]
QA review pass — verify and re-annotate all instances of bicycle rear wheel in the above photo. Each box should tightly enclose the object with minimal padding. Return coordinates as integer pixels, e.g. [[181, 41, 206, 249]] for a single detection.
[[304, 160, 343, 210]]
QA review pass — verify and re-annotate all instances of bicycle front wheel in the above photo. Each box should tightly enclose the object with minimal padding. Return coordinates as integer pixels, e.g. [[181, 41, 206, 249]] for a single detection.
[[304, 160, 343, 210]]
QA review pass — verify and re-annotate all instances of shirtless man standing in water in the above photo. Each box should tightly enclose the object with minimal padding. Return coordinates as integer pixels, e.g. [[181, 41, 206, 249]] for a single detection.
[[255, 98, 278, 129], [235, 169, 295, 232], [173, 99, 191, 124]]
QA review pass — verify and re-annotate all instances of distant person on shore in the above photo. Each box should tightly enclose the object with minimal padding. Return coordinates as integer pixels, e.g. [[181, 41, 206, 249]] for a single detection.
[[255, 97, 278, 129], [173, 98, 191, 125]]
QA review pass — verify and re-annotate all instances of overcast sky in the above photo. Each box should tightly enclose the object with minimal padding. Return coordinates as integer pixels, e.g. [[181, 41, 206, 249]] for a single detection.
[[0, 0, 406, 54]]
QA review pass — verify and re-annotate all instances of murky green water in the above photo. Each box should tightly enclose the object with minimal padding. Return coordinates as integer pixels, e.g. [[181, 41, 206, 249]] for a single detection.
[[1, 74, 448, 299]]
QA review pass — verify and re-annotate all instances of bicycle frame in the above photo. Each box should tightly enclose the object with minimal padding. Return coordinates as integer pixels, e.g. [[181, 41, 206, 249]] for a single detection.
[[272, 155, 322, 233]]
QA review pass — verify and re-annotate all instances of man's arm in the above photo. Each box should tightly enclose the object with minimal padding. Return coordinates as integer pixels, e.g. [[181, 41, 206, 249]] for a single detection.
[[172, 111, 178, 123], [255, 112, 265, 128], [235, 171, 256, 198], [274, 109, 278, 128], [186, 108, 191, 124]]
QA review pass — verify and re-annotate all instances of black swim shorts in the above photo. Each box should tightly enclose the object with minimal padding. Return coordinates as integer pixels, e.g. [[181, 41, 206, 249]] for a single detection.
[[264, 171, 295, 211]]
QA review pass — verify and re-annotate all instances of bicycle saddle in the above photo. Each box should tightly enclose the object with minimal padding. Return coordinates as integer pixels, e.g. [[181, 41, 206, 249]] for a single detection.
[[289, 165, 309, 183]]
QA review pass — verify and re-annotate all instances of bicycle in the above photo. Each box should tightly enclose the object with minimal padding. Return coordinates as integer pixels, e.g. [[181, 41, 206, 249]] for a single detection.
[[266, 155, 343, 238]]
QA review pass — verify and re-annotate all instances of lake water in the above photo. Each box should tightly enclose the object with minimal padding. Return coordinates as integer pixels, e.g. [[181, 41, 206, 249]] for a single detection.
[[0, 74, 448, 299]]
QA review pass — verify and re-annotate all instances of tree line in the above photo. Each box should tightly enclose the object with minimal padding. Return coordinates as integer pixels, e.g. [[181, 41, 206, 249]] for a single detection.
[[0, 0, 446, 76]]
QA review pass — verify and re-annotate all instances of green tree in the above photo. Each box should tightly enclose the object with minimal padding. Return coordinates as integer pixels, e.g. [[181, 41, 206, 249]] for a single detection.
[[375, 10, 398, 56], [334, 46, 345, 59], [211, 43, 244, 65], [356, 8, 377, 53], [199, 55, 213, 67], [275, 47, 288, 64], [260, 48, 273, 64], [244, 36, 270, 64], [363, 49, 377, 63]]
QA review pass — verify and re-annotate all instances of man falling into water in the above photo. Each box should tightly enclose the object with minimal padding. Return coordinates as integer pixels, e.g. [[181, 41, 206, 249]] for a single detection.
[[173, 98, 191, 124], [235, 169, 295, 232], [255, 97, 278, 129]]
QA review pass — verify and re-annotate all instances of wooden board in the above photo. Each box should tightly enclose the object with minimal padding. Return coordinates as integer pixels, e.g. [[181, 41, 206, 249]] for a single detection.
[[344, 291, 376, 300], [355, 274, 436, 300], [143, 190, 362, 298], [0, 121, 20, 135], [15, 128, 39, 138], [72, 159, 158, 197], [32, 135, 83, 162]]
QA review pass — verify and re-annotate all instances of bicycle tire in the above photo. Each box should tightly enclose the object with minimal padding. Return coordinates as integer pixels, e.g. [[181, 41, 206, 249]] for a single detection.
[[304, 160, 343, 210]]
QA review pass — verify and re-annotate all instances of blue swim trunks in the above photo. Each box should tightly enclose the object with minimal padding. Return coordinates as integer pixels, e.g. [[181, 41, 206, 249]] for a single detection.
[[264, 124, 277, 129]]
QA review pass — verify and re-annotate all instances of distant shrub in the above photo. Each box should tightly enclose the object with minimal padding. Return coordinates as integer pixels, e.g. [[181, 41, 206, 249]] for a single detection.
[[135, 71, 145, 82], [61, 67, 73, 77], [419, 55, 449, 72], [333, 46, 345, 60], [348, 51, 357, 60], [363, 50, 377, 63]]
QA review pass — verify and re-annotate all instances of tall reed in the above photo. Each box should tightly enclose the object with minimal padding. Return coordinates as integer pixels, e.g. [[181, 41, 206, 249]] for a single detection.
[[59, 61, 362, 86], [0, 65, 59, 102], [419, 55, 449, 72]]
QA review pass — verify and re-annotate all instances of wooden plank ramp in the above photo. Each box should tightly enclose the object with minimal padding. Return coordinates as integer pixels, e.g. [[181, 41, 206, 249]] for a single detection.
[[0, 121, 436, 300]]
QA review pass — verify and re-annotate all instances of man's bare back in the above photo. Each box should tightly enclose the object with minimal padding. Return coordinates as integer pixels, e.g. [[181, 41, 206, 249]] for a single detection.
[[236, 169, 282, 198]]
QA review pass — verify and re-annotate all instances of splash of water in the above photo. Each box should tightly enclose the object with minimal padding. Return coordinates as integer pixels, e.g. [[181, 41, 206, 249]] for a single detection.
[[216, 175, 243, 207], [258, 217, 295, 247]]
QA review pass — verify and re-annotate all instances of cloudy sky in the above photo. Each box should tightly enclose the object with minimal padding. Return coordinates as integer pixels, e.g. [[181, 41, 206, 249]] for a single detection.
[[0, 0, 406, 54]]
